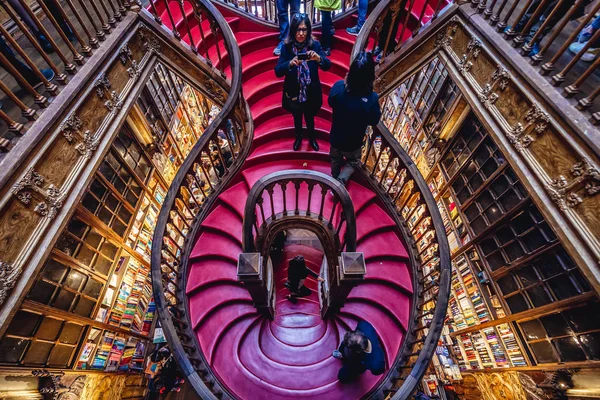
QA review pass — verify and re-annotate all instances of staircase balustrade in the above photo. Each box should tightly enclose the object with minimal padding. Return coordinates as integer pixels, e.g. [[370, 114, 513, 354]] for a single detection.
[[208, 0, 363, 26], [354, 124, 452, 399], [474, 0, 600, 122], [351, 0, 454, 64], [150, 0, 251, 398], [0, 0, 135, 151], [239, 169, 364, 319]]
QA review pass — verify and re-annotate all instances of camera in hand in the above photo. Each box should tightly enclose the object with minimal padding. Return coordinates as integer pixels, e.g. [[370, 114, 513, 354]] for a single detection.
[[297, 53, 309, 61]]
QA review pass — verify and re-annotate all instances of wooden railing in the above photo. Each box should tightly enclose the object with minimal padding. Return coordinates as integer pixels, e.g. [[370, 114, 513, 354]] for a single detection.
[[475, 0, 600, 121], [149, 0, 251, 398], [211, 0, 361, 26], [357, 124, 452, 399], [351, 0, 454, 64], [239, 169, 363, 319], [0, 0, 135, 152]]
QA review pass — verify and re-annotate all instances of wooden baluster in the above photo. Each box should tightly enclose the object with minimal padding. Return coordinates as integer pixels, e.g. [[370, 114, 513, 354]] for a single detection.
[[148, 0, 162, 22], [490, 0, 509, 25], [85, 0, 111, 34], [379, 153, 393, 185], [210, 19, 224, 72], [253, 0, 258, 16], [532, 0, 592, 64], [105, 0, 122, 22], [318, 185, 327, 220], [540, 2, 600, 73], [196, 11, 210, 64], [328, 198, 338, 229], [98, 0, 117, 27], [206, 147, 221, 186], [0, 3, 66, 83], [0, 23, 58, 95], [483, 0, 498, 19], [257, 196, 267, 224], [564, 56, 600, 97], [306, 182, 314, 216], [114, 0, 126, 15], [267, 185, 276, 220], [413, 0, 430, 37], [0, 53, 44, 115], [294, 181, 301, 215], [512, 0, 549, 45], [281, 181, 288, 216], [198, 159, 214, 191], [478, 0, 487, 13], [64, 0, 98, 51], [163, 0, 182, 39], [244, 0, 249, 13], [72, 0, 106, 41], [521, 0, 565, 55], [496, 0, 520, 32], [371, 143, 385, 176], [551, 28, 600, 85], [0, 109, 23, 134], [381, 0, 405, 62], [504, 0, 535, 37], [36, 0, 87, 64], [0, 137, 11, 152], [577, 85, 600, 112], [387, 166, 401, 194], [14, 0, 78, 72], [362, 132, 373, 165], [189, 166, 208, 200]]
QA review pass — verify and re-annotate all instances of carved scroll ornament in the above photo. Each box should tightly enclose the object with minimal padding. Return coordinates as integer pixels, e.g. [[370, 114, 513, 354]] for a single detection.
[[11, 167, 66, 218], [0, 261, 19, 307], [546, 158, 599, 210]]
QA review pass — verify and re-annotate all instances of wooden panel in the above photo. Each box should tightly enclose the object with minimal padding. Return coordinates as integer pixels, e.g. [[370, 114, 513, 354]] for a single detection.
[[0, 198, 42, 263], [528, 127, 580, 180]]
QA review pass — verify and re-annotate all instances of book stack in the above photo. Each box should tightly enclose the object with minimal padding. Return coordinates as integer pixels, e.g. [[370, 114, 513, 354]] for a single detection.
[[109, 262, 137, 327], [497, 323, 527, 367], [459, 333, 480, 369], [142, 298, 156, 336], [483, 327, 509, 368], [471, 332, 494, 369], [119, 338, 138, 371], [105, 336, 126, 372], [91, 331, 115, 369]]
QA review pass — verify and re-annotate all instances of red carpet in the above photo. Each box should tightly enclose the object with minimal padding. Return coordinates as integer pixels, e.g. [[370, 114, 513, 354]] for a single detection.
[[150, 2, 450, 397]]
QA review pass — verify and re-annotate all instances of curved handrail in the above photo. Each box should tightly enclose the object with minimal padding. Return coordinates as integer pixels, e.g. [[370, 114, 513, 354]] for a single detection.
[[355, 123, 451, 399], [210, 0, 375, 27], [240, 169, 359, 319], [242, 169, 356, 254], [351, 0, 453, 64], [150, 0, 251, 398]]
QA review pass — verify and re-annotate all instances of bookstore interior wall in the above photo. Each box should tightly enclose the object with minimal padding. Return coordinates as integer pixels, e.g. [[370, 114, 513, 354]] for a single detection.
[[0, 62, 225, 377]]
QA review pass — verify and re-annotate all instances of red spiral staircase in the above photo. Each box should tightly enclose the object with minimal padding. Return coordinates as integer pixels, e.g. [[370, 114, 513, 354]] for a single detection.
[[150, 1, 448, 398]]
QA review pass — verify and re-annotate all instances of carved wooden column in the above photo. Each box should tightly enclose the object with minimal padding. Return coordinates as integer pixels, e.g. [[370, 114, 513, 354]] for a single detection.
[[237, 253, 274, 318], [323, 252, 366, 318]]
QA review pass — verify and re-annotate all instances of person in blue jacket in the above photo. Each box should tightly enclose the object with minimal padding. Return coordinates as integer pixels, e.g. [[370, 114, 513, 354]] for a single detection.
[[333, 320, 385, 383], [275, 13, 331, 152], [328, 50, 381, 185]]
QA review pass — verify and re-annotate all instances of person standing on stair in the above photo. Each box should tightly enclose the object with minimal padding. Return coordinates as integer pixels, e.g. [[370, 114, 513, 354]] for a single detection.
[[273, 0, 301, 56], [275, 13, 331, 152], [285, 255, 324, 303], [328, 50, 381, 185], [333, 320, 385, 383]]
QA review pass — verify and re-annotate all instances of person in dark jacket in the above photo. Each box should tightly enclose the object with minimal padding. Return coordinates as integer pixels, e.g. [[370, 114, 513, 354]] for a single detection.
[[275, 13, 331, 152], [285, 255, 324, 303], [333, 320, 385, 383], [328, 50, 381, 185]]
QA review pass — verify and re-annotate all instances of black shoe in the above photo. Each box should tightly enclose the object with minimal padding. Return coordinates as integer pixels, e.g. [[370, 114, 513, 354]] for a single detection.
[[309, 139, 319, 151], [293, 137, 302, 151], [286, 294, 298, 304], [323, 48, 331, 56], [37, 34, 54, 53]]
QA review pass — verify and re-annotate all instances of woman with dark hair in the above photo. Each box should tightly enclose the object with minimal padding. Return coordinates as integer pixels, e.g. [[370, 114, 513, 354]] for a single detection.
[[328, 50, 381, 185], [275, 13, 331, 152]]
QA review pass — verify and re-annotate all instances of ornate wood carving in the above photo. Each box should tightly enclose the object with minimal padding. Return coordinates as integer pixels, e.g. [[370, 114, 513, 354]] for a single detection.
[[0, 18, 234, 331], [384, 13, 600, 290]]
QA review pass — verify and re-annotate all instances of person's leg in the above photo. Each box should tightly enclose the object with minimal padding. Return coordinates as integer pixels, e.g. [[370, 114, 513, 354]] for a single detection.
[[337, 148, 362, 184], [338, 363, 366, 383], [277, 0, 290, 42], [356, 0, 368, 30], [306, 112, 318, 151], [289, 0, 300, 18], [330, 147, 344, 180], [292, 109, 303, 150], [43, 0, 75, 38], [321, 11, 332, 51], [0, 36, 39, 84]]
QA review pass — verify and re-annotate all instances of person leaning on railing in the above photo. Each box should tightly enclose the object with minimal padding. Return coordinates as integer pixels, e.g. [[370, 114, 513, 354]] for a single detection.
[[328, 50, 381, 186]]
